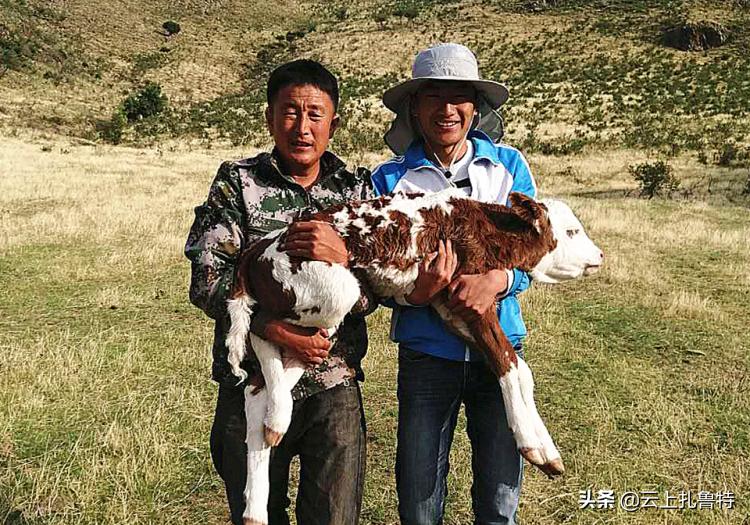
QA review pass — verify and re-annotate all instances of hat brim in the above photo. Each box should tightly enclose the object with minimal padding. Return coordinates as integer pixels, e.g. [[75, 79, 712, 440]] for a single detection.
[[382, 77, 509, 112]]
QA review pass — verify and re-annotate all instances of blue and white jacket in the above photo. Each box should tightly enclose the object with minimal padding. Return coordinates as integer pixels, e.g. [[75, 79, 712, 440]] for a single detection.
[[370, 130, 537, 361]]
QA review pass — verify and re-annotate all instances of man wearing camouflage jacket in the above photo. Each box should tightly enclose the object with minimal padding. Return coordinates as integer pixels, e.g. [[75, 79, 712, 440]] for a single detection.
[[185, 60, 374, 525]]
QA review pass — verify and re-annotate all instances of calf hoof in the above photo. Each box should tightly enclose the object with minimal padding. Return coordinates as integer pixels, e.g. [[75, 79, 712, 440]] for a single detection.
[[264, 425, 284, 447], [539, 458, 565, 478], [243, 519, 266, 525], [520, 447, 545, 466]]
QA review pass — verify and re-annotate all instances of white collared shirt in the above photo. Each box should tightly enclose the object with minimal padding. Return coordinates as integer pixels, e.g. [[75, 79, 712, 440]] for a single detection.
[[389, 141, 515, 204]]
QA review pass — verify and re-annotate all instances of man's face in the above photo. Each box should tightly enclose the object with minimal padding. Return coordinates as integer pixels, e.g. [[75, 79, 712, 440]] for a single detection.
[[413, 81, 476, 150], [266, 84, 339, 173]]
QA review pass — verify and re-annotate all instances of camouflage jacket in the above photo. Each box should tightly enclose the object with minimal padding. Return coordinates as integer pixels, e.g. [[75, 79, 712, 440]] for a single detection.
[[185, 149, 376, 400]]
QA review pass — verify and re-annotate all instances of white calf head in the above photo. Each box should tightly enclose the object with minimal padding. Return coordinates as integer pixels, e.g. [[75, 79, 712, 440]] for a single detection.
[[531, 199, 603, 284]]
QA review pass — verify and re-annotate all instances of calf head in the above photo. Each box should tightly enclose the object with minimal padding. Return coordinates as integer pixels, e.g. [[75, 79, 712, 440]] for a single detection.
[[531, 199, 603, 284], [476, 192, 557, 273]]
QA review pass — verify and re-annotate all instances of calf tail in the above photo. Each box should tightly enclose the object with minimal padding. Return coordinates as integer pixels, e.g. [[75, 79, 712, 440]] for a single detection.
[[226, 293, 257, 385]]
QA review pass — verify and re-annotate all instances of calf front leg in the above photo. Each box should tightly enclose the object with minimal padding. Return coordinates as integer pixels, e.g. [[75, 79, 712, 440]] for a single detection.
[[247, 333, 305, 447], [466, 308, 564, 476], [516, 358, 564, 477]]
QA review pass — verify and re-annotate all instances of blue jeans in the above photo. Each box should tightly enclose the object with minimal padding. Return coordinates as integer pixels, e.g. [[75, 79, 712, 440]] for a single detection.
[[396, 345, 523, 525]]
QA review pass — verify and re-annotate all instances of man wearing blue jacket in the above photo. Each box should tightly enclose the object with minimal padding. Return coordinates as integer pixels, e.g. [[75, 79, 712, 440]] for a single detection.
[[371, 43, 537, 525]]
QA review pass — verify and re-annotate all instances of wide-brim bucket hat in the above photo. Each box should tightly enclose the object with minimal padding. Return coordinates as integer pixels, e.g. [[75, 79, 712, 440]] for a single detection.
[[382, 43, 509, 154]]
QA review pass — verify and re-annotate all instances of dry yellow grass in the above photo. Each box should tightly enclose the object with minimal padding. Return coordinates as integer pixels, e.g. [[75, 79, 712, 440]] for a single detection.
[[0, 134, 249, 251]]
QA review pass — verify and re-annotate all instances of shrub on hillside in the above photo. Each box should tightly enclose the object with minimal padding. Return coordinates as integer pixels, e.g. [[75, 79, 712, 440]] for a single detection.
[[98, 110, 128, 144], [121, 83, 168, 122], [629, 160, 680, 199], [373, 10, 388, 28], [662, 22, 729, 52], [162, 21, 181, 37], [392, 0, 420, 19], [0, 24, 40, 71]]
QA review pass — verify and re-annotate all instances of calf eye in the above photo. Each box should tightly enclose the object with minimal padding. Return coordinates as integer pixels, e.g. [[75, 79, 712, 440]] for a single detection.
[[566, 229, 580, 238]]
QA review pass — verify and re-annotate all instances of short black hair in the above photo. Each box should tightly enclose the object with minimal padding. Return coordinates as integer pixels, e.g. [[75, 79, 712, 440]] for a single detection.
[[266, 59, 339, 111]]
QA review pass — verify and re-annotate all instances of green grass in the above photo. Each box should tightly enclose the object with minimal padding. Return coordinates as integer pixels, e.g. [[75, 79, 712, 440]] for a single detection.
[[0, 242, 218, 522], [1, 137, 748, 524]]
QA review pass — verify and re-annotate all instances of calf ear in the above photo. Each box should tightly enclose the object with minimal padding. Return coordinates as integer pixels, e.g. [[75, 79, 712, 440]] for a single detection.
[[484, 201, 532, 232], [508, 191, 533, 207], [508, 192, 547, 233]]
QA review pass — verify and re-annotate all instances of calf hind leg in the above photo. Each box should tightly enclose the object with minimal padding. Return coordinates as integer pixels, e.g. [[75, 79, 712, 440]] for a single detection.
[[243, 388, 272, 525], [498, 362, 545, 467], [248, 333, 300, 447]]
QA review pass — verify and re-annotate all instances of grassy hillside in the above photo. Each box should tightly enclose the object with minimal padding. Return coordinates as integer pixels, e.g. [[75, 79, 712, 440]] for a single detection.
[[0, 0, 306, 135], [2, 0, 750, 163]]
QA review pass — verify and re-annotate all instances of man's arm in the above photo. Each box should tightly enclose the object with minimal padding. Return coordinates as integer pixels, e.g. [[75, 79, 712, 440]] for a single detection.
[[502, 147, 537, 298], [184, 161, 246, 320]]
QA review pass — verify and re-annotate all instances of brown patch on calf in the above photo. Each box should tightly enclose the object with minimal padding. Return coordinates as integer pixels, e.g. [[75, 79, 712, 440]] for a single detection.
[[414, 205, 454, 252], [305, 196, 421, 271], [447, 195, 555, 274], [300, 305, 322, 315], [409, 194, 555, 283], [368, 195, 393, 209], [469, 307, 518, 376], [233, 236, 300, 321], [355, 209, 416, 270], [320, 199, 418, 271], [403, 192, 424, 199]]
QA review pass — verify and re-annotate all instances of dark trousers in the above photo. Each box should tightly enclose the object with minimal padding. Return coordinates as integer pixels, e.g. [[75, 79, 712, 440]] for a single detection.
[[210, 382, 367, 525], [396, 346, 523, 525]]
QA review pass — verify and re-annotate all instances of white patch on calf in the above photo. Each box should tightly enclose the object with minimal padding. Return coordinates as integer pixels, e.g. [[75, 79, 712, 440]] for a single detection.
[[259, 241, 361, 329], [365, 263, 419, 303], [243, 388, 271, 524], [364, 203, 396, 229], [332, 208, 350, 231], [516, 358, 561, 464], [249, 333, 294, 435], [351, 217, 371, 236], [499, 364, 542, 451]]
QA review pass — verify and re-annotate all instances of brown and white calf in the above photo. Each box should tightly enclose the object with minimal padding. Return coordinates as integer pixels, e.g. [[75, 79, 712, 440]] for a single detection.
[[226, 189, 603, 525]]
